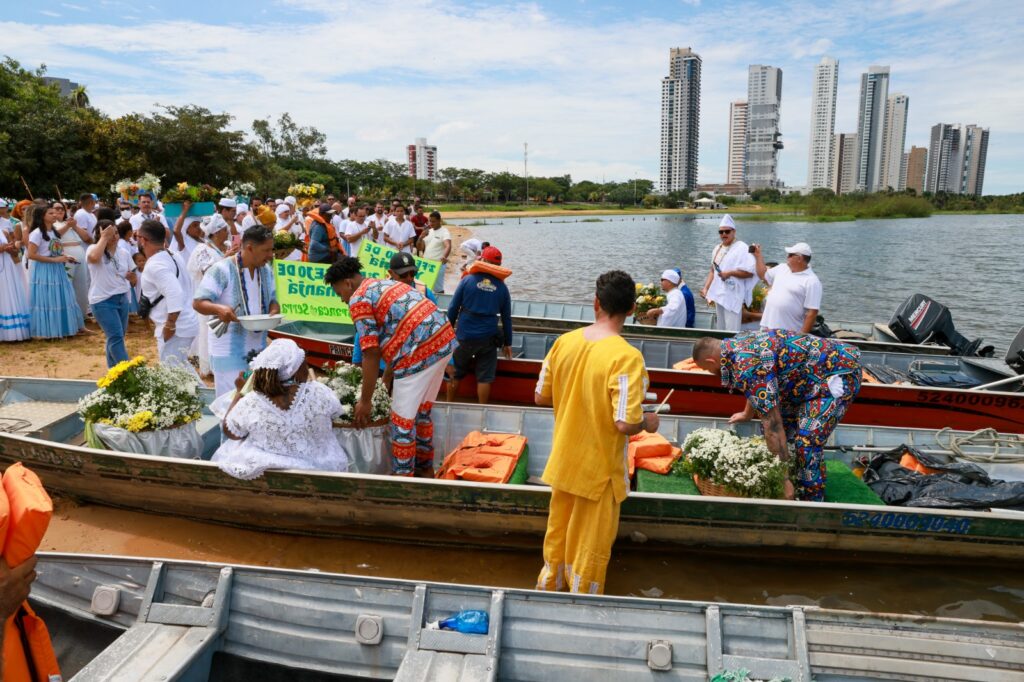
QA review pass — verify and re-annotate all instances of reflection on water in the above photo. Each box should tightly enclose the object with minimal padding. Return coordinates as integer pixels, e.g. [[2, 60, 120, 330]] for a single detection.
[[45, 501, 1024, 622], [459, 213, 1024, 351]]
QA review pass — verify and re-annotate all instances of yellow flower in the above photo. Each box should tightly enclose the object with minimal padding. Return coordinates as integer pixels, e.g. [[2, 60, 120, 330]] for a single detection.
[[177, 181, 188, 192], [97, 355, 147, 388], [124, 410, 154, 433]]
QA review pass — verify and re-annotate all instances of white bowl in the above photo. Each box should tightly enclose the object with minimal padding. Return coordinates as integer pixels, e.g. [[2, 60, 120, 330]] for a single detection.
[[237, 314, 284, 332]]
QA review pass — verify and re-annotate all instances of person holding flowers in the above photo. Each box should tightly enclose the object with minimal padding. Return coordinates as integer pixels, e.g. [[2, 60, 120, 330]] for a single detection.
[[212, 339, 349, 480], [643, 269, 695, 328]]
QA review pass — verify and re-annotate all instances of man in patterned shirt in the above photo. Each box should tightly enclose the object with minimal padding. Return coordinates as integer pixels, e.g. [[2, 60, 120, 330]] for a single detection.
[[325, 256, 456, 477], [692, 330, 861, 501]]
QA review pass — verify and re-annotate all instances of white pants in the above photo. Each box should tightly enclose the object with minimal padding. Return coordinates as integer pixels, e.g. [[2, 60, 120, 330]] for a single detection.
[[158, 334, 195, 369], [392, 354, 453, 421], [714, 306, 742, 332]]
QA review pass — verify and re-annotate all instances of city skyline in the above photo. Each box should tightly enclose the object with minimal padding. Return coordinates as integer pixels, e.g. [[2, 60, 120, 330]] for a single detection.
[[2, 0, 1022, 193]]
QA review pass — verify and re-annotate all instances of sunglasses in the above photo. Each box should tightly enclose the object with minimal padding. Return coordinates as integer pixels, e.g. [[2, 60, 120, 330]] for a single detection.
[[718, 230, 734, 235]]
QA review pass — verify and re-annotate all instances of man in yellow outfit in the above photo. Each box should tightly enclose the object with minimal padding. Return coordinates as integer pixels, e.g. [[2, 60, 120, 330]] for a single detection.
[[534, 270, 659, 595]]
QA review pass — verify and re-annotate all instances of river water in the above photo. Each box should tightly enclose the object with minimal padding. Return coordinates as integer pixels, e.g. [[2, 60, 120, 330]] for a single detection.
[[456, 213, 1024, 352]]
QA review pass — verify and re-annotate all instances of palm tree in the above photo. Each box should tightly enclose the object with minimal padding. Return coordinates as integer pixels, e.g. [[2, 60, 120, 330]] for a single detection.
[[68, 85, 89, 109]]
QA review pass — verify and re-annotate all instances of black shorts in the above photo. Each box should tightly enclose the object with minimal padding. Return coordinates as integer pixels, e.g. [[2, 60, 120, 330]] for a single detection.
[[453, 337, 500, 384]]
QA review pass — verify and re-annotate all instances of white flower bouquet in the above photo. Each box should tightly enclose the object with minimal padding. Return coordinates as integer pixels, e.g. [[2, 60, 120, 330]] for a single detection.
[[318, 361, 391, 426], [220, 181, 257, 200], [110, 173, 162, 202], [675, 427, 787, 499]]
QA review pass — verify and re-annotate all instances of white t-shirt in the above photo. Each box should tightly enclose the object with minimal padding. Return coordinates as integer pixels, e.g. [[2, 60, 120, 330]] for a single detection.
[[73, 208, 97, 236], [760, 264, 822, 333], [366, 213, 388, 244], [344, 220, 371, 259], [28, 229, 58, 252], [420, 227, 451, 261], [140, 250, 200, 339], [241, 214, 258, 230], [657, 287, 688, 328], [86, 245, 131, 304], [384, 218, 416, 253]]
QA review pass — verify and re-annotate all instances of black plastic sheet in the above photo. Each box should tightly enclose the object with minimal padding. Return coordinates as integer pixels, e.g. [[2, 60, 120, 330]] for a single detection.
[[862, 446, 1024, 510]]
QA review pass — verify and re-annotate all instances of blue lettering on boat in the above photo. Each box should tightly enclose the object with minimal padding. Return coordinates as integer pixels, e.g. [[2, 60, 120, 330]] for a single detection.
[[841, 511, 972, 535]]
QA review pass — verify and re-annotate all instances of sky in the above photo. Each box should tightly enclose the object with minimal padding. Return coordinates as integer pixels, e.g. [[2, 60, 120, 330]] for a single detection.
[[3, 0, 1023, 194]]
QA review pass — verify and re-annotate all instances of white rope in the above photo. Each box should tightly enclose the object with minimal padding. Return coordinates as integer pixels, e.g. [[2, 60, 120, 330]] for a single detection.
[[934, 427, 1024, 463]]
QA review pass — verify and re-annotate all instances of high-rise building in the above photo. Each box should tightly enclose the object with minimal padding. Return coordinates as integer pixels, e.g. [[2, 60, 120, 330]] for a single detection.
[[879, 93, 909, 191], [745, 64, 783, 190], [854, 66, 890, 192], [807, 56, 838, 190], [831, 133, 859, 196], [903, 145, 927, 194], [925, 123, 990, 195], [407, 137, 437, 181], [659, 47, 702, 192], [726, 100, 748, 186]]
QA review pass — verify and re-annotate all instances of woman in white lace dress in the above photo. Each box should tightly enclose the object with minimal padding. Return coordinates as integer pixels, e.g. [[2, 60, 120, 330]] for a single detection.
[[212, 339, 349, 479]]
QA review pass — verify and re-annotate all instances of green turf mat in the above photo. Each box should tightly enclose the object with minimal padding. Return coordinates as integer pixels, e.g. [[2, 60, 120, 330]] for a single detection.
[[508, 445, 529, 485], [636, 468, 699, 495], [823, 459, 884, 505], [636, 459, 885, 505]]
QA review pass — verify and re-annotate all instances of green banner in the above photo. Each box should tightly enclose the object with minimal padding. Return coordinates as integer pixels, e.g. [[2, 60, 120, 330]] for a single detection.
[[274, 260, 351, 323], [357, 240, 442, 289]]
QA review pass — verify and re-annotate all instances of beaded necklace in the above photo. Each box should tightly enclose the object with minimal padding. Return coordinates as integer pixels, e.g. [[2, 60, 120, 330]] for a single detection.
[[234, 252, 264, 316]]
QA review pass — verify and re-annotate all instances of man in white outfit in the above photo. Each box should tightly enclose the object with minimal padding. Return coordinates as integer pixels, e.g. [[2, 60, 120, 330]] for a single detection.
[[752, 241, 822, 334], [137, 219, 199, 368], [700, 215, 756, 332]]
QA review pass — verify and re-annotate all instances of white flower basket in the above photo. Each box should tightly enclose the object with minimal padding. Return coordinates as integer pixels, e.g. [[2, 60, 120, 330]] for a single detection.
[[333, 420, 390, 475], [92, 422, 203, 459]]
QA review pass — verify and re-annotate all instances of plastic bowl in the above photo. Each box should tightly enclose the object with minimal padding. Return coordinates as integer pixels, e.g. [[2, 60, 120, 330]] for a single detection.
[[237, 314, 284, 332]]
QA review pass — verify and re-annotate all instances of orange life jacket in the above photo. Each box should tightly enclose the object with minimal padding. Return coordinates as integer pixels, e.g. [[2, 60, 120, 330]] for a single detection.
[[627, 432, 682, 476], [899, 452, 941, 476], [465, 260, 512, 281], [438, 432, 526, 484], [672, 358, 710, 373], [302, 210, 341, 263], [1, 463, 61, 682]]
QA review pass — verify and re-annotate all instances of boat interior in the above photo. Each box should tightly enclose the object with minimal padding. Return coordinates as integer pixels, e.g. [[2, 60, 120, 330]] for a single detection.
[[35, 553, 1024, 681]]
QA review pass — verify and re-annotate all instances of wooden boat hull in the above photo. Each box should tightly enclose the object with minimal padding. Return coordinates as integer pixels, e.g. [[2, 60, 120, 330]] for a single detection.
[[2, 378, 1024, 562], [269, 325, 1024, 432], [35, 554, 1024, 681]]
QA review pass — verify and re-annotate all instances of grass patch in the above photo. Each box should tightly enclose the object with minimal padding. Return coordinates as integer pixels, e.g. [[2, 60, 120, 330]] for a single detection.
[[736, 213, 856, 223]]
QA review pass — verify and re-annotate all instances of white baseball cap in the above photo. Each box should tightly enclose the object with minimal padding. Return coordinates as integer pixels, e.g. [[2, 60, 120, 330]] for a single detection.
[[785, 242, 813, 257], [660, 269, 681, 285], [218, 197, 237, 209]]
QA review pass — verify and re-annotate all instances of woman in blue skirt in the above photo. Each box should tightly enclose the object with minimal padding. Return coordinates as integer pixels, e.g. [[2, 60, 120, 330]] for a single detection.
[[26, 201, 84, 338]]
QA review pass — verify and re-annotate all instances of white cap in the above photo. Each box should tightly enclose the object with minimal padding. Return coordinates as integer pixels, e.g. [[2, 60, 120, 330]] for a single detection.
[[0, 199, 8, 208], [719, 214, 736, 230], [202, 214, 229, 237], [660, 269, 681, 285], [284, 195, 297, 207], [785, 242, 813, 257], [218, 197, 237, 209]]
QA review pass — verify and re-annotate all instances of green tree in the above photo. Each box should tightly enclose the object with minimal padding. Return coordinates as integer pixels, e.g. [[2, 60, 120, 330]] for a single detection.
[[142, 104, 252, 189]]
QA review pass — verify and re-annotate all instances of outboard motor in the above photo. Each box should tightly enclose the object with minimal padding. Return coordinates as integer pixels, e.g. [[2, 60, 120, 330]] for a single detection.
[[888, 294, 994, 357], [1006, 327, 1024, 374]]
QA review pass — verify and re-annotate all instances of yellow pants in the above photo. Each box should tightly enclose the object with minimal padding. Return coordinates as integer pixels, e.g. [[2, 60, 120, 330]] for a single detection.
[[536, 484, 620, 595]]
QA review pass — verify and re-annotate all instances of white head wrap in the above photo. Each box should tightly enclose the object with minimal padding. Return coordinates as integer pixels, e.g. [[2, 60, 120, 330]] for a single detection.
[[183, 215, 202, 228], [201, 213, 229, 237], [284, 195, 297, 207], [660, 269, 681, 285], [236, 202, 249, 216], [250, 339, 305, 381], [274, 202, 292, 230], [275, 203, 290, 217], [719, 214, 736, 230]]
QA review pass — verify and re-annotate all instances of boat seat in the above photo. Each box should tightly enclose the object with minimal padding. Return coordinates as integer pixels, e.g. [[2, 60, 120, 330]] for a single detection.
[[72, 562, 231, 682], [394, 584, 503, 682], [706, 605, 811, 681]]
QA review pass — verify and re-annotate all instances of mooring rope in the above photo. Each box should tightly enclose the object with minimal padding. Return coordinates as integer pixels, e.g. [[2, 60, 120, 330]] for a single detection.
[[935, 427, 1024, 463]]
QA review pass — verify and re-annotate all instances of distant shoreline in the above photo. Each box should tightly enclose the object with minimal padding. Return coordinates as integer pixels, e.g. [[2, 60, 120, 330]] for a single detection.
[[441, 207, 1024, 222]]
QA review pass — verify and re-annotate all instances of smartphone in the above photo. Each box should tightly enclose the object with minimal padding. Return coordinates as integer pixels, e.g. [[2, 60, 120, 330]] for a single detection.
[[231, 234, 241, 248], [748, 244, 757, 253]]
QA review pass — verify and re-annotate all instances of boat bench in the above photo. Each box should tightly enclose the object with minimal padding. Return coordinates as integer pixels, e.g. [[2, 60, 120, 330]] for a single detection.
[[71, 562, 232, 682]]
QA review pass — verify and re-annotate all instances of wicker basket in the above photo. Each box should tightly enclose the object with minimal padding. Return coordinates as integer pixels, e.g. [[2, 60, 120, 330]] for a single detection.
[[693, 474, 745, 498]]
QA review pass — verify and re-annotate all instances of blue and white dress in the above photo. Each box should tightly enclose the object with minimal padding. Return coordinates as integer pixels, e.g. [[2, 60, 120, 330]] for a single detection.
[[28, 229, 84, 338], [0, 230, 30, 341]]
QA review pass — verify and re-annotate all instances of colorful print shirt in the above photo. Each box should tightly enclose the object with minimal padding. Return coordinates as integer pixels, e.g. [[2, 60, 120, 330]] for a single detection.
[[720, 330, 861, 413], [349, 278, 456, 378]]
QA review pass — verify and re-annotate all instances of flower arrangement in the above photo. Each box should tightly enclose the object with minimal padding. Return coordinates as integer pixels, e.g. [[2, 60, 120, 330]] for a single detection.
[[78, 356, 204, 433], [161, 182, 220, 204], [273, 230, 303, 259], [317, 361, 391, 425], [674, 428, 787, 499], [287, 182, 325, 199], [110, 173, 162, 201], [220, 181, 257, 199], [749, 281, 768, 313], [634, 282, 667, 318]]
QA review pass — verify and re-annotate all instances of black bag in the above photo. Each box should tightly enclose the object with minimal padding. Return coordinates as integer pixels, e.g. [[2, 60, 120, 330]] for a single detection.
[[138, 252, 179, 320]]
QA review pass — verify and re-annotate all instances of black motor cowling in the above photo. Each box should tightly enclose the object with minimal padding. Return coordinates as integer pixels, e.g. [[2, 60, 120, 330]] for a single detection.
[[1006, 327, 1024, 374], [888, 294, 994, 357]]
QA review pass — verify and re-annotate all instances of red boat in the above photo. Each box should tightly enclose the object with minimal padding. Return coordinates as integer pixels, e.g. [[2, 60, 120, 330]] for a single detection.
[[270, 322, 1024, 433]]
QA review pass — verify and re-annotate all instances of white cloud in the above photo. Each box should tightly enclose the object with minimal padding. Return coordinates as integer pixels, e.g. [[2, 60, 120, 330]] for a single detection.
[[2, 0, 1022, 192]]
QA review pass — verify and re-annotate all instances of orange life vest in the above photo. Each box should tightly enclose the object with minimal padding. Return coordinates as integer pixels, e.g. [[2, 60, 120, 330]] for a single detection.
[[438, 432, 526, 484], [301, 210, 341, 263], [627, 432, 682, 476], [672, 358, 710, 373], [1, 463, 61, 682], [899, 452, 941, 476], [465, 260, 512, 281]]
